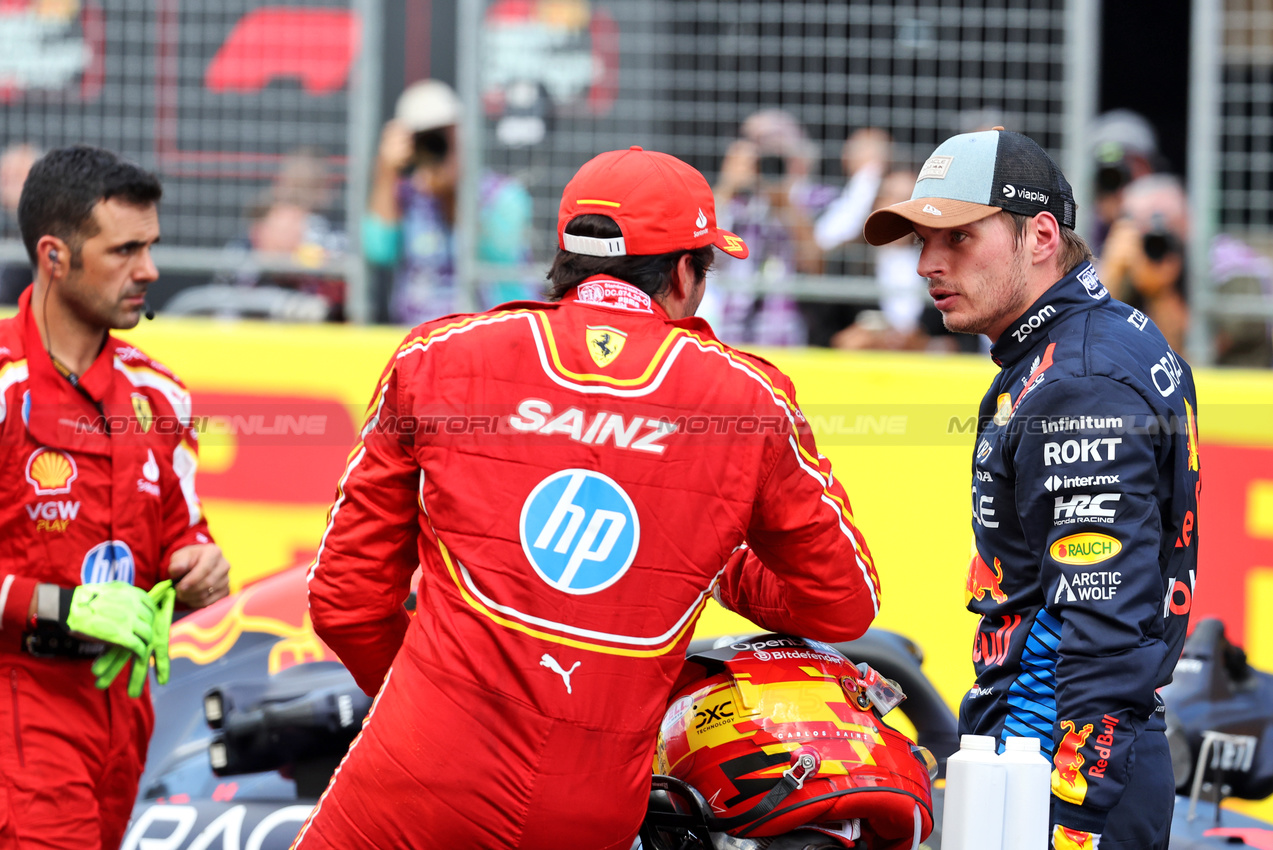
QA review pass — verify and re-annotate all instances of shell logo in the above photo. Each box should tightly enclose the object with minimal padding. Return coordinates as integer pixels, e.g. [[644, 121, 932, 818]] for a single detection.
[[26, 448, 78, 496]]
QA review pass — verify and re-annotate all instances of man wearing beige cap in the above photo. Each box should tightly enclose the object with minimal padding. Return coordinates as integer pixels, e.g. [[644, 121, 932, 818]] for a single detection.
[[865, 129, 1200, 850], [363, 79, 534, 323]]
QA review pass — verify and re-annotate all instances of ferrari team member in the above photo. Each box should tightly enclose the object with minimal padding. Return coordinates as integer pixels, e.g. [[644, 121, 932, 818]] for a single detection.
[[299, 147, 882, 849], [865, 129, 1200, 850], [0, 146, 229, 849]]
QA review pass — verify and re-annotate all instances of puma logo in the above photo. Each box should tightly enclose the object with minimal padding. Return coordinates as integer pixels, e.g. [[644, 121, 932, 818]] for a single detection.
[[540, 653, 581, 694]]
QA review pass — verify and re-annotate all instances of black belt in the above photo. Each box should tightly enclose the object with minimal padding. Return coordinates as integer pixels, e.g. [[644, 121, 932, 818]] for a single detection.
[[22, 621, 106, 659]]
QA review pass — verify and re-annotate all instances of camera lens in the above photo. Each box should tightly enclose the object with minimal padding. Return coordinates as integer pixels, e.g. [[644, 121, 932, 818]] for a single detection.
[[1096, 164, 1129, 194], [1142, 232, 1171, 261], [412, 130, 450, 165], [1141, 213, 1181, 262], [758, 155, 786, 179]]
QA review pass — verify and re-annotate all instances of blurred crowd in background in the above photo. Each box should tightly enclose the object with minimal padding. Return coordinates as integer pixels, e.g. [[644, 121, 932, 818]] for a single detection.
[[3, 81, 1271, 368]]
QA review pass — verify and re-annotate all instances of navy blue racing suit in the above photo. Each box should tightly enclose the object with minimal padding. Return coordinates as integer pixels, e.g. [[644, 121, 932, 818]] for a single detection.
[[959, 262, 1200, 843]]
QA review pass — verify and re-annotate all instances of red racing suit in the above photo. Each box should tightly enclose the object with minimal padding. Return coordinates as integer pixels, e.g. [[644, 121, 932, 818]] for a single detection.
[[0, 287, 213, 850], [298, 277, 882, 850]]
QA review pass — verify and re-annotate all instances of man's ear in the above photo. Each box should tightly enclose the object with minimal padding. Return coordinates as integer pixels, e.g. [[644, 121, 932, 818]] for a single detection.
[[672, 253, 698, 299], [1031, 212, 1062, 267], [36, 235, 67, 278]]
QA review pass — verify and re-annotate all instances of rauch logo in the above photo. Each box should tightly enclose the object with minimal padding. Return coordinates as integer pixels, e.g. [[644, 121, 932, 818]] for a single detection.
[[1053, 533, 1122, 565]]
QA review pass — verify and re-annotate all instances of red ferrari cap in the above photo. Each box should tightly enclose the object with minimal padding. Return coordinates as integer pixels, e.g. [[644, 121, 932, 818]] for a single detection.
[[558, 146, 749, 260]]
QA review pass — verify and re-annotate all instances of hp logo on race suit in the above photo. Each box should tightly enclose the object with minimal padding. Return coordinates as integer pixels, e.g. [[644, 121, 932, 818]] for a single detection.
[[520, 469, 639, 595], [81, 540, 136, 585]]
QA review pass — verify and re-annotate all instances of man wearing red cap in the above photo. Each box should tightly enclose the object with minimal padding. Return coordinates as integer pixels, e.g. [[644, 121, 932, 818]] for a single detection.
[[297, 147, 883, 849]]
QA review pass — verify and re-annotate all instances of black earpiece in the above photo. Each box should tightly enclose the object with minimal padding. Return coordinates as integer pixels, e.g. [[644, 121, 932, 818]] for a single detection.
[[48, 248, 59, 264]]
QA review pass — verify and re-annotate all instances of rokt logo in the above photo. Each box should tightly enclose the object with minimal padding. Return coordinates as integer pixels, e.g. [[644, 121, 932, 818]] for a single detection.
[[520, 469, 639, 595], [1043, 437, 1122, 466]]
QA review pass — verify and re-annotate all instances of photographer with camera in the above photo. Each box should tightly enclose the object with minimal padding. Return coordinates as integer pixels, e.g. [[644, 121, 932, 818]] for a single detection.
[[1088, 110, 1162, 255], [1097, 174, 1190, 353], [363, 79, 535, 324], [704, 109, 831, 346]]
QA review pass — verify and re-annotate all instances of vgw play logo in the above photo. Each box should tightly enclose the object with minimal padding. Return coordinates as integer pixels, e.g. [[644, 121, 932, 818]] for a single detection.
[[520, 469, 639, 595]]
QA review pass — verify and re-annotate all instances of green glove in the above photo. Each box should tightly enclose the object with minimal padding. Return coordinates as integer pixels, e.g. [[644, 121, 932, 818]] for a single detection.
[[92, 581, 175, 698], [64, 581, 156, 656], [149, 580, 176, 685]]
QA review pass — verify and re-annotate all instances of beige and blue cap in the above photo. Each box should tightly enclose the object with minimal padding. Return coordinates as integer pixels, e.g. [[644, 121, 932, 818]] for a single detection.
[[864, 128, 1076, 246]]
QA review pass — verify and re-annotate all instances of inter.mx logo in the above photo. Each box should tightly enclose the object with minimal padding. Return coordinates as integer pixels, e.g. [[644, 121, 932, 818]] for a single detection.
[[1044, 473, 1121, 492], [520, 469, 639, 595]]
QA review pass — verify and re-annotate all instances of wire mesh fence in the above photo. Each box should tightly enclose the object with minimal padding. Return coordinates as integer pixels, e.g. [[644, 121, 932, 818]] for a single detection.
[[0, 0, 362, 316], [0, 0, 1270, 363], [472, 1, 1064, 307]]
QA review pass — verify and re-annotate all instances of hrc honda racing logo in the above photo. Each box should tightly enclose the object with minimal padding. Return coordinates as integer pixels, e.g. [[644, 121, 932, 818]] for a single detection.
[[520, 469, 639, 595]]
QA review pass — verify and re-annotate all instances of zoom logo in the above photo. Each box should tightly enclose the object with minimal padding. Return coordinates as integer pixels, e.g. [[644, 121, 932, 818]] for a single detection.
[[520, 469, 639, 595]]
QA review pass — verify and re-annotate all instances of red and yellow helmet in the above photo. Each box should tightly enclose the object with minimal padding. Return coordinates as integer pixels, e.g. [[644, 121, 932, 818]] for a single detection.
[[654, 635, 934, 849]]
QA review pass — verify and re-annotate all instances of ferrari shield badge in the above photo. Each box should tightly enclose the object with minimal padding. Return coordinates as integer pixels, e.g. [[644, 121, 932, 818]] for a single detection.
[[586, 325, 626, 368], [131, 393, 154, 433]]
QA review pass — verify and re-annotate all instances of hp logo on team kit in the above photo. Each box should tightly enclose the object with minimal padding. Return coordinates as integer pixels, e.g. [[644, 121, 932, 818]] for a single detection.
[[520, 469, 640, 595], [81, 540, 136, 585]]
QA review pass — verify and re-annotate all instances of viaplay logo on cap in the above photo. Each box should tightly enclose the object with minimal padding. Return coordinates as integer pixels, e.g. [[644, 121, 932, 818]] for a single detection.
[[1000, 183, 1051, 207]]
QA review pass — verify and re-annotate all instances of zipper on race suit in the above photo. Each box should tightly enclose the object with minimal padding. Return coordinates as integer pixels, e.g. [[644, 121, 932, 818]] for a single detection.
[[9, 669, 24, 767]]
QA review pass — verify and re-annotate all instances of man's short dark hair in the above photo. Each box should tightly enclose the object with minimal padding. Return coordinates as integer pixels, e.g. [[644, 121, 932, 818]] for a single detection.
[[17, 145, 163, 266], [546, 214, 715, 301]]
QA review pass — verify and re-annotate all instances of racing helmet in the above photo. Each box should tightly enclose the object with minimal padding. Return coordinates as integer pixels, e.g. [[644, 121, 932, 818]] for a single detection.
[[653, 635, 935, 849]]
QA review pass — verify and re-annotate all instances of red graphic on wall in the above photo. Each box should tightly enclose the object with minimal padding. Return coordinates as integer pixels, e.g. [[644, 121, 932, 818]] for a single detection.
[[205, 8, 359, 95], [192, 392, 357, 504]]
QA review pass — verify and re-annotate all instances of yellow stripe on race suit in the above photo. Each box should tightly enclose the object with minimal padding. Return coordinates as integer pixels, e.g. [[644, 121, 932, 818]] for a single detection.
[[437, 531, 714, 657], [308, 368, 394, 584], [114, 359, 192, 425], [533, 311, 684, 387]]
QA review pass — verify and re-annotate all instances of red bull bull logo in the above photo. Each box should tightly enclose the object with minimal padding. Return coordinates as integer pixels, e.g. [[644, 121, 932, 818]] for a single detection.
[[1051, 720, 1094, 804], [1053, 825, 1098, 850], [168, 566, 337, 674], [966, 553, 1007, 605]]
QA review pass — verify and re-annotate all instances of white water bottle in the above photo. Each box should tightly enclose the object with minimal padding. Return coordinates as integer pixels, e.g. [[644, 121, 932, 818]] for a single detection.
[[941, 734, 1005, 850], [1001, 735, 1051, 850]]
